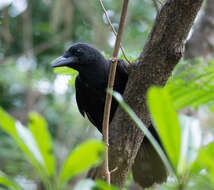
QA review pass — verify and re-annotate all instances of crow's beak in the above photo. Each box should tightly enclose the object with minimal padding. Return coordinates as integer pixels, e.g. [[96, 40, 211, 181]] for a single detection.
[[51, 56, 78, 68]]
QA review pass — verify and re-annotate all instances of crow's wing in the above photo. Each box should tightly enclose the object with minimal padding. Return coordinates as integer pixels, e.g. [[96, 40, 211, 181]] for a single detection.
[[75, 75, 86, 117], [114, 59, 128, 93], [75, 59, 128, 132], [75, 75, 106, 131]]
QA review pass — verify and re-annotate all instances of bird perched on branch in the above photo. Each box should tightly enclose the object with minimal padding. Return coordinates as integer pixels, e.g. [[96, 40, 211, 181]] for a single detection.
[[52, 42, 167, 188]]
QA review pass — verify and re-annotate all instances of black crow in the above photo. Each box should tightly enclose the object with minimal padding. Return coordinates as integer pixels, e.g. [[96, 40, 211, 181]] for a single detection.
[[52, 42, 167, 188]]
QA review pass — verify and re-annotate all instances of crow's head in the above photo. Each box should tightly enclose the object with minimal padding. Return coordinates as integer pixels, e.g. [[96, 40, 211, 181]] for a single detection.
[[52, 43, 107, 72]]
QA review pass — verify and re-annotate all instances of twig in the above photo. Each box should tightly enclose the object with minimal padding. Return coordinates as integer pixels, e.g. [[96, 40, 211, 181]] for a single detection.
[[156, 0, 163, 6], [152, 0, 160, 12], [98, 0, 131, 64], [102, 0, 129, 184]]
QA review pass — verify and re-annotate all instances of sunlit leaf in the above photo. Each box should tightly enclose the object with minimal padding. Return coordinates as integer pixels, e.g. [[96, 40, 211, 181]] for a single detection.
[[54, 67, 78, 76], [29, 112, 56, 177], [147, 87, 181, 172], [53, 67, 78, 86], [0, 107, 17, 136], [0, 107, 45, 179], [15, 121, 44, 165], [193, 142, 214, 185], [179, 115, 202, 173], [59, 140, 104, 184], [0, 171, 24, 190], [68, 76, 77, 86], [166, 80, 214, 110], [166, 60, 214, 110], [96, 180, 119, 190]]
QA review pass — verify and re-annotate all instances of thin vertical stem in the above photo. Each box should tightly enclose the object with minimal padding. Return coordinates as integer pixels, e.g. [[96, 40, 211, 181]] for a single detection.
[[102, 0, 129, 184]]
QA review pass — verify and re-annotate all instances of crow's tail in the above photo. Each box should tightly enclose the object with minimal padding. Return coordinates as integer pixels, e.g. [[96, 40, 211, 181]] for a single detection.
[[132, 125, 168, 188]]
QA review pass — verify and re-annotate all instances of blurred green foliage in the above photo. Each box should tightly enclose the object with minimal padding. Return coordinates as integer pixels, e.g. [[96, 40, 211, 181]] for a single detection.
[[0, 0, 155, 187], [113, 67, 214, 189], [0, 109, 105, 190], [0, 0, 214, 189]]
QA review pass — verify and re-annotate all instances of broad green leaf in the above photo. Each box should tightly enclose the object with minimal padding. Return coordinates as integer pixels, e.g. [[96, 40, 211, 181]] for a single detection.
[[29, 112, 56, 177], [73, 179, 119, 190], [59, 140, 104, 184], [54, 67, 78, 76], [193, 142, 214, 184], [53, 67, 78, 86], [166, 79, 214, 110], [0, 171, 24, 190], [0, 107, 17, 136], [96, 180, 119, 190], [15, 122, 44, 165], [147, 87, 181, 172], [68, 76, 77, 86], [166, 60, 214, 110], [179, 115, 201, 173], [110, 90, 174, 176], [0, 107, 45, 178]]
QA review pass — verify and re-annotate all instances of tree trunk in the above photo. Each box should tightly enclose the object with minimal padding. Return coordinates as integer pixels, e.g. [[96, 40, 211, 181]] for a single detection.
[[107, 0, 203, 188]]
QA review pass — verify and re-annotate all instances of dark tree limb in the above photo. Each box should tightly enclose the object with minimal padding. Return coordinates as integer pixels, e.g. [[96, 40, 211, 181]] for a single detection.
[[108, 0, 203, 188], [185, 0, 214, 60]]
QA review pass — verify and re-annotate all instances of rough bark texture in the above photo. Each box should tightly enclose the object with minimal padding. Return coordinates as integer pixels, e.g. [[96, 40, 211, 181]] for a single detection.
[[185, 0, 214, 60], [108, 0, 203, 188]]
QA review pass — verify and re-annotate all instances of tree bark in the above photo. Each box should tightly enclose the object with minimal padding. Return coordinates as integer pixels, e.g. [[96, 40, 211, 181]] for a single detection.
[[185, 0, 214, 60], [107, 0, 203, 188], [22, 0, 33, 52], [1, 6, 13, 52]]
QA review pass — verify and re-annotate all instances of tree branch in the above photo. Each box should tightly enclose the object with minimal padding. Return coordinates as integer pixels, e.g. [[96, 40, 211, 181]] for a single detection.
[[152, 0, 160, 12], [1, 6, 13, 50], [98, 0, 131, 64], [108, 0, 203, 188], [101, 0, 129, 184]]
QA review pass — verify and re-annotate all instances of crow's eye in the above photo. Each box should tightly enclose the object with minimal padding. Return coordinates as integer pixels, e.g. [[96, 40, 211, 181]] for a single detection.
[[73, 49, 83, 56]]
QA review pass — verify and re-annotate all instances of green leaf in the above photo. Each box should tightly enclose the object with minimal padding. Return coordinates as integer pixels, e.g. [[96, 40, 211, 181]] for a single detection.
[[166, 60, 214, 110], [166, 79, 214, 110], [68, 76, 77, 86], [59, 140, 104, 184], [53, 67, 78, 76], [73, 179, 119, 190], [53, 67, 78, 86], [0, 171, 24, 190], [0, 107, 17, 136], [15, 122, 44, 167], [0, 107, 45, 179], [147, 87, 181, 172], [193, 142, 214, 184], [29, 112, 56, 177], [179, 115, 201, 173]]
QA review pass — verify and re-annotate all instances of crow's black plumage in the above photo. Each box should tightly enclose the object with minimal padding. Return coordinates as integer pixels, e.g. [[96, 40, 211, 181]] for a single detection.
[[52, 43, 167, 188]]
